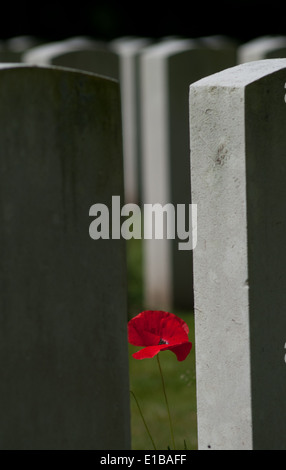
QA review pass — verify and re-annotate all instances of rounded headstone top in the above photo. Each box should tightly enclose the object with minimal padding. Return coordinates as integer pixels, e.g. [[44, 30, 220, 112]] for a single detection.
[[190, 58, 286, 89], [238, 35, 286, 63], [140, 38, 199, 59], [22, 37, 108, 65]]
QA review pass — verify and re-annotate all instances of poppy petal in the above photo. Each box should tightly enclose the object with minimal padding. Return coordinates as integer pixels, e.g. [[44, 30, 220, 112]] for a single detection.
[[128, 321, 161, 346], [132, 341, 192, 361], [164, 342, 192, 361], [158, 312, 189, 340], [132, 345, 166, 360], [128, 310, 189, 345], [128, 310, 192, 362]]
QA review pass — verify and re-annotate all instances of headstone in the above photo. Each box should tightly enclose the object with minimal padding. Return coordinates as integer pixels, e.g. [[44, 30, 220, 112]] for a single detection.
[[0, 45, 22, 63], [0, 50, 23, 63], [6, 35, 44, 53], [238, 35, 286, 63], [63, 36, 106, 49], [141, 39, 237, 311], [0, 36, 43, 63], [197, 34, 238, 50], [189, 59, 286, 450], [110, 36, 153, 203], [23, 38, 119, 79], [0, 64, 130, 450]]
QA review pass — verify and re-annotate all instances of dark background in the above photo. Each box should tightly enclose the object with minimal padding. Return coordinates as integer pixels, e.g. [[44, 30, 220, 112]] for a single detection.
[[1, 1, 286, 45]]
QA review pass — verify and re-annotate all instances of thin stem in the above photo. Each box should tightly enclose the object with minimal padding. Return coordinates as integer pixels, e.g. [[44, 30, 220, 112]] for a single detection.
[[130, 390, 157, 450], [156, 354, 176, 450]]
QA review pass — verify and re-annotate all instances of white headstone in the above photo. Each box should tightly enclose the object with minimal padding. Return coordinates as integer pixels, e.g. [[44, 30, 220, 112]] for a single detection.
[[141, 39, 237, 310], [190, 59, 286, 450], [0, 64, 130, 450], [238, 35, 286, 63], [23, 38, 119, 79], [110, 36, 153, 203]]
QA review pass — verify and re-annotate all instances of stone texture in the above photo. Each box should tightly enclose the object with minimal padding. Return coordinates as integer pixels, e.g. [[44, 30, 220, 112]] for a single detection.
[[0, 64, 129, 450], [190, 59, 286, 450]]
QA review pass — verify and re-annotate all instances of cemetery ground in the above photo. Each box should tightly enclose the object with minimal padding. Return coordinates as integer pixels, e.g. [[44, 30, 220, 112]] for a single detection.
[[127, 237, 198, 450]]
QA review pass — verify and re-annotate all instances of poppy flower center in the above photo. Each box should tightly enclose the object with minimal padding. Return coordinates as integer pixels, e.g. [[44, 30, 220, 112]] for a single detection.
[[158, 338, 169, 345]]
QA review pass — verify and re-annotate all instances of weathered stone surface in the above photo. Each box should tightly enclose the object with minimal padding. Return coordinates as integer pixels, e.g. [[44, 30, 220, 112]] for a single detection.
[[190, 59, 286, 449], [0, 64, 129, 450]]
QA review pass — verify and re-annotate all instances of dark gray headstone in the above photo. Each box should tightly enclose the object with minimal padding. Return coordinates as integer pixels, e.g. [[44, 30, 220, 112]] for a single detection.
[[0, 64, 130, 450]]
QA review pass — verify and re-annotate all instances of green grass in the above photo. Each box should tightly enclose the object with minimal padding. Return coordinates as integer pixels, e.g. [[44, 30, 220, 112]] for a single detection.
[[126, 237, 198, 450]]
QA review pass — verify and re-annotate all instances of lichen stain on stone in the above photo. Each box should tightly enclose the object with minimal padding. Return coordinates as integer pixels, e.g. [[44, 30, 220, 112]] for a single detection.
[[214, 143, 228, 166]]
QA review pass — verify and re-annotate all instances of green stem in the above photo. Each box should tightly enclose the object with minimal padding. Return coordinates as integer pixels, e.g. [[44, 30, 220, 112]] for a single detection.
[[130, 390, 157, 450], [156, 354, 176, 450]]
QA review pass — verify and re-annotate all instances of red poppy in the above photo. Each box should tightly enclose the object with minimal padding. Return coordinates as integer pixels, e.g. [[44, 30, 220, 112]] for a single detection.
[[128, 310, 192, 361]]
